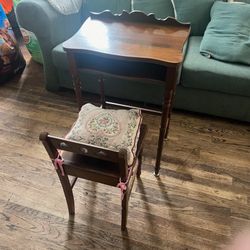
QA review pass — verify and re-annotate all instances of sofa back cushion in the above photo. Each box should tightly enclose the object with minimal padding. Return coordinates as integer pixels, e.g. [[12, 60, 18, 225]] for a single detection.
[[171, 0, 217, 35], [235, 0, 250, 3], [132, 0, 174, 18], [85, 0, 131, 14], [200, 1, 250, 65]]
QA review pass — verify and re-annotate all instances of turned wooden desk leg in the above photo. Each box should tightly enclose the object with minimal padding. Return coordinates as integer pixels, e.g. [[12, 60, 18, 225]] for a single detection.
[[154, 67, 178, 176], [67, 52, 84, 110], [164, 85, 178, 139]]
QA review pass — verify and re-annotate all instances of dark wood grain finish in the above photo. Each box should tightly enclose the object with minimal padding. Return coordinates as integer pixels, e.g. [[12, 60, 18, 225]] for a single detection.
[[90, 10, 190, 26], [63, 11, 190, 66], [1, 48, 250, 249], [40, 124, 147, 231]]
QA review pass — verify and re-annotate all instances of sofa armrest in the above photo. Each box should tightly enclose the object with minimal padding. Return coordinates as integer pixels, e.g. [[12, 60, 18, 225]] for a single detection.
[[16, 0, 85, 90]]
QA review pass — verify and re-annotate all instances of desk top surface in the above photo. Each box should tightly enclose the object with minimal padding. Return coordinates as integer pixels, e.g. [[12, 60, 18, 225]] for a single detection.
[[63, 11, 191, 67]]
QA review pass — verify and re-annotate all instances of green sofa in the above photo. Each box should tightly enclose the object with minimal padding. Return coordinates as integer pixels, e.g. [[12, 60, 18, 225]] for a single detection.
[[16, 0, 250, 122]]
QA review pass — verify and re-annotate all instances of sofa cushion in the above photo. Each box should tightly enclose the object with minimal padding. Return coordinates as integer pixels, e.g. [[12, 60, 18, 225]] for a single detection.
[[171, 0, 216, 36], [52, 43, 69, 70], [85, 0, 131, 14], [181, 36, 250, 97], [132, 0, 174, 18], [66, 103, 142, 166], [174, 85, 250, 122], [200, 1, 250, 65], [235, 0, 250, 3]]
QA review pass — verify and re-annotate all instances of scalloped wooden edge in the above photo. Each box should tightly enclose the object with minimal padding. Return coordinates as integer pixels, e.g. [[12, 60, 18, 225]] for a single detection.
[[89, 10, 191, 29]]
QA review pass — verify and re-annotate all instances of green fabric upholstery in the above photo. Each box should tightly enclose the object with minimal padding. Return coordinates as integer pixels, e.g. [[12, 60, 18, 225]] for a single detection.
[[85, 0, 131, 13], [16, 0, 130, 91], [57, 68, 165, 105], [16, 0, 85, 91], [171, 0, 216, 35], [181, 36, 250, 97], [54, 65, 250, 123], [174, 85, 250, 122], [132, 0, 174, 18], [200, 1, 250, 65], [236, 0, 250, 3], [16, 0, 250, 122]]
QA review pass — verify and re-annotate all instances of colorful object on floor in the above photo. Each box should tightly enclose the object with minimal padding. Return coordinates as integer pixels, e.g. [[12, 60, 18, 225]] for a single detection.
[[1, 0, 22, 42], [20, 29, 43, 64], [13, 0, 43, 64], [0, 0, 13, 14], [0, 2, 25, 83]]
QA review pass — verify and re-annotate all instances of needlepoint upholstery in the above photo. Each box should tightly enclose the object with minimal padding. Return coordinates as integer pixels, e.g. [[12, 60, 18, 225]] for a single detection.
[[66, 103, 142, 165], [200, 1, 250, 65]]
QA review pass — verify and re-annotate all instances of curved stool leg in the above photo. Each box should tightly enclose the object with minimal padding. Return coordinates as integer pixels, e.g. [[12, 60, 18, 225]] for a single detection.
[[57, 171, 75, 215]]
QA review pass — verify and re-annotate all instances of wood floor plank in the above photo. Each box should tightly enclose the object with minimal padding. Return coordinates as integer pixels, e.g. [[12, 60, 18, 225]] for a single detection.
[[0, 48, 250, 249]]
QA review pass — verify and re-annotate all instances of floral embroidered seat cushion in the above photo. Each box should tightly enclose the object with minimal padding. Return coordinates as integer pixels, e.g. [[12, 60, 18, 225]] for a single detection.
[[66, 103, 142, 166]]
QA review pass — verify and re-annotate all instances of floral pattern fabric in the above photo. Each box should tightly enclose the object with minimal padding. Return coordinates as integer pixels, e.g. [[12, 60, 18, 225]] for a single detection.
[[66, 103, 142, 165]]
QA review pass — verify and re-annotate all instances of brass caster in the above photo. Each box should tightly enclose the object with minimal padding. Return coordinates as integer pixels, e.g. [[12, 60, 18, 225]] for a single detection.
[[154, 171, 160, 177]]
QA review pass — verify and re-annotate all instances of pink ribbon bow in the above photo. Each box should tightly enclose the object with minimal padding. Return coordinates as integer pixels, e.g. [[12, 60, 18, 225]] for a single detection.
[[117, 180, 127, 200], [53, 154, 65, 176], [117, 167, 133, 200]]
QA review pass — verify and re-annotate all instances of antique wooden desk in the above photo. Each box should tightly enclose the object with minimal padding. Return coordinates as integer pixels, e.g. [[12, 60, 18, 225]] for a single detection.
[[63, 11, 190, 176]]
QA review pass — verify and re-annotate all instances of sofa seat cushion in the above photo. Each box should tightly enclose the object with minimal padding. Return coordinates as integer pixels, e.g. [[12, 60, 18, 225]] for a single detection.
[[181, 36, 250, 97], [66, 103, 142, 166], [132, 0, 174, 18], [52, 43, 69, 70]]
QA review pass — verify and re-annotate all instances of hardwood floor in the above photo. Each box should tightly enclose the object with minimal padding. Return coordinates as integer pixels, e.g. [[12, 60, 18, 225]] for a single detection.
[[0, 51, 250, 250]]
